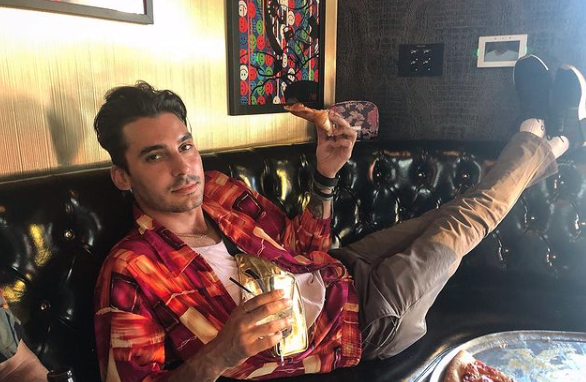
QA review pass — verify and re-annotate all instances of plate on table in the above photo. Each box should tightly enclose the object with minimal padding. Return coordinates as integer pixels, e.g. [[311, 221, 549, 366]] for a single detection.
[[429, 330, 586, 382]]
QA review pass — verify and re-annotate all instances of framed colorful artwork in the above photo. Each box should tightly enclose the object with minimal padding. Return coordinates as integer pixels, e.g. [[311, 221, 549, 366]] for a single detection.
[[227, 0, 326, 115], [0, 0, 154, 24]]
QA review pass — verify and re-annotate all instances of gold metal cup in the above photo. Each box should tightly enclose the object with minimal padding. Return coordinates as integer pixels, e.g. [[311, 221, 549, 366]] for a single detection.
[[242, 274, 308, 361]]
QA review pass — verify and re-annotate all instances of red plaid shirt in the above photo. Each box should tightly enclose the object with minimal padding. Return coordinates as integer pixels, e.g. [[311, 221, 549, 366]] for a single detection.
[[94, 171, 361, 382]]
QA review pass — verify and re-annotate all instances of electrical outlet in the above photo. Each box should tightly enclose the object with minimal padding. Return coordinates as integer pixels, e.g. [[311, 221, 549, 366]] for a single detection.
[[398, 43, 444, 77]]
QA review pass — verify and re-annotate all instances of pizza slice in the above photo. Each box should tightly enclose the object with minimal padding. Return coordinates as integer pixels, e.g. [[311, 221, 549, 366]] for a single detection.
[[284, 103, 333, 136], [443, 350, 516, 382]]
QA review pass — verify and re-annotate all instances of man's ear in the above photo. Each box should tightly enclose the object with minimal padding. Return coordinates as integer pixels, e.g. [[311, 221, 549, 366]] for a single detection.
[[110, 165, 132, 191]]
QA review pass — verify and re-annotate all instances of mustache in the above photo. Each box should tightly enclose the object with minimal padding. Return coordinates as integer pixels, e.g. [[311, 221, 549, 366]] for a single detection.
[[170, 175, 201, 190]]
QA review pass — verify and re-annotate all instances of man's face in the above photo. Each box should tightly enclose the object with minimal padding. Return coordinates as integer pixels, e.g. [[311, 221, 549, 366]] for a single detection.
[[113, 113, 205, 215]]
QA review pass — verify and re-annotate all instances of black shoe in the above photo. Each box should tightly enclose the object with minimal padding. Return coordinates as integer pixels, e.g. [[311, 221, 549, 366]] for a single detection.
[[549, 64, 586, 149], [513, 55, 551, 122]]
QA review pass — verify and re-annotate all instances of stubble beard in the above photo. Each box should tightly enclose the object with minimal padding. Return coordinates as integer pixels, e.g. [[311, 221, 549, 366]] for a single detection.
[[166, 175, 204, 213], [166, 191, 204, 213], [137, 175, 204, 214]]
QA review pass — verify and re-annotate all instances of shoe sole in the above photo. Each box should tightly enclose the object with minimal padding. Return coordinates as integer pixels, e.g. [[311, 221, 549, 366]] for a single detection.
[[513, 54, 549, 86], [555, 64, 586, 146], [514, 54, 550, 122], [561, 64, 586, 121]]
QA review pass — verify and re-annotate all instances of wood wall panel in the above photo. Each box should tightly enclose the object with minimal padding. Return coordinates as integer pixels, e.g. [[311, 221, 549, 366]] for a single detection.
[[0, 0, 338, 178]]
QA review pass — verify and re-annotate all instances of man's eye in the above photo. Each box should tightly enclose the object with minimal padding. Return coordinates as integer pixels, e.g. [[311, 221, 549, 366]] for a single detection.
[[180, 143, 193, 152], [145, 154, 162, 162]]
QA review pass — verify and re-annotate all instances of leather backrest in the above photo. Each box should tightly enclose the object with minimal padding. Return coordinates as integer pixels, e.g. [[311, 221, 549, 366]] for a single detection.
[[1, 140, 585, 381]]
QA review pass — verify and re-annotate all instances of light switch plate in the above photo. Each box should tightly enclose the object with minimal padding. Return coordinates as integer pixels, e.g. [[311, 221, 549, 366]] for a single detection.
[[398, 43, 444, 77]]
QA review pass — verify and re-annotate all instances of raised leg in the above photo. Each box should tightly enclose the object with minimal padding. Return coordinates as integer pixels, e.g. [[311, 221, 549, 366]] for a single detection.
[[335, 55, 586, 360], [348, 132, 557, 360]]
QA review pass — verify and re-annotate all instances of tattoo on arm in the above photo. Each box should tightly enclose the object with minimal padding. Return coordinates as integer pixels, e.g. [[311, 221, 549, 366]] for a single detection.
[[308, 193, 332, 218]]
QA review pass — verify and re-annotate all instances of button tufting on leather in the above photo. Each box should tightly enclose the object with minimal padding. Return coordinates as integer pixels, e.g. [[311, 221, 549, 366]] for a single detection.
[[2, 141, 586, 380], [64, 229, 76, 241]]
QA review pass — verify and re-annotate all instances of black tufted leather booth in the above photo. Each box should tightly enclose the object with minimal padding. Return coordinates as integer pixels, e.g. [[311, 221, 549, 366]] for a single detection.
[[2, 140, 586, 382]]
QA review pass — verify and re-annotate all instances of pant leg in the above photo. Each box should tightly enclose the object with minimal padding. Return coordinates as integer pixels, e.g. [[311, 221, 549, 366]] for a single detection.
[[336, 132, 558, 360], [332, 133, 557, 270], [330, 208, 441, 271]]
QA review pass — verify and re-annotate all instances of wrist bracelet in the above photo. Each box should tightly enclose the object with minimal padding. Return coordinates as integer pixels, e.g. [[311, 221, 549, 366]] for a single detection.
[[314, 170, 339, 188], [312, 183, 334, 200], [313, 179, 335, 191]]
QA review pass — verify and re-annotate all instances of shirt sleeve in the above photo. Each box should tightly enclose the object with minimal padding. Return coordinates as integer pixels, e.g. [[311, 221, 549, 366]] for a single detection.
[[0, 288, 22, 364], [94, 253, 170, 382], [251, 187, 333, 254]]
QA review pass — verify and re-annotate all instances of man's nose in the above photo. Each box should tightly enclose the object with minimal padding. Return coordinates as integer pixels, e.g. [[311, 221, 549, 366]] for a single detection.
[[171, 153, 190, 176]]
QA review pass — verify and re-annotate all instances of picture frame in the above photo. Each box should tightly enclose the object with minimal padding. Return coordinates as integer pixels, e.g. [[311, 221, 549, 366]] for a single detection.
[[0, 0, 153, 25], [226, 0, 326, 115], [477, 34, 527, 68]]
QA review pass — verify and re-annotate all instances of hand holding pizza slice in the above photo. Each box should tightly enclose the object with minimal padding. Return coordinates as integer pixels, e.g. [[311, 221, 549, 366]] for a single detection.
[[443, 350, 516, 382], [284, 103, 334, 136], [285, 102, 358, 178]]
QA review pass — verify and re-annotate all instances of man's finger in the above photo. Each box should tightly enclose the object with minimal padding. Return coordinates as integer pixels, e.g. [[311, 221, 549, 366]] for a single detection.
[[328, 112, 359, 139], [331, 139, 354, 149], [251, 316, 292, 338], [249, 332, 283, 354], [241, 291, 291, 321]]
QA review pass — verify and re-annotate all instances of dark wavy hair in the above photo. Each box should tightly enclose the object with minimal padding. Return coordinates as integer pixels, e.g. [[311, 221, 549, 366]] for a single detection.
[[94, 81, 188, 172]]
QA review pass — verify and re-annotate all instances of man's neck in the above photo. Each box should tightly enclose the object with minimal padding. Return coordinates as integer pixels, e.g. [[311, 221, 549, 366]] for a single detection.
[[141, 205, 208, 235]]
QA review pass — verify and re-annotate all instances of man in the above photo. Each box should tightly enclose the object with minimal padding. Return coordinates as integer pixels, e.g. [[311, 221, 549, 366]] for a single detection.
[[93, 55, 586, 382], [0, 288, 48, 381]]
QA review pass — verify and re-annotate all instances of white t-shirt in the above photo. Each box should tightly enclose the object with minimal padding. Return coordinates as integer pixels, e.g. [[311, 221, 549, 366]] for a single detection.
[[194, 240, 326, 329]]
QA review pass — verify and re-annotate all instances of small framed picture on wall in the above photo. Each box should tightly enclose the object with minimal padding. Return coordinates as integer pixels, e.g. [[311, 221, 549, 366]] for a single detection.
[[477, 34, 528, 68], [0, 0, 153, 24]]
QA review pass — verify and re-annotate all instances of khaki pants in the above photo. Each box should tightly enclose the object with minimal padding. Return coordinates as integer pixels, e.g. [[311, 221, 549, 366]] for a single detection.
[[330, 132, 558, 360]]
